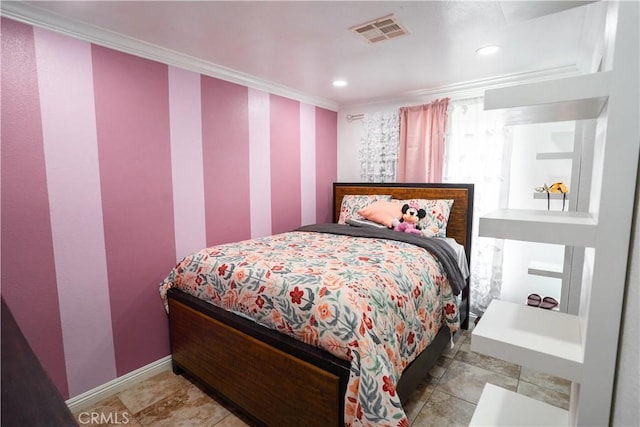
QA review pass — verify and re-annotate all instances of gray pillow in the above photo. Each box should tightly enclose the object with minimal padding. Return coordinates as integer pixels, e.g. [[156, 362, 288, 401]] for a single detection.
[[345, 218, 388, 229]]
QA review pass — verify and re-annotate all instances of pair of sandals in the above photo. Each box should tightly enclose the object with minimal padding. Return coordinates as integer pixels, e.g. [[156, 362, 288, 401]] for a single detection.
[[527, 293, 558, 310]]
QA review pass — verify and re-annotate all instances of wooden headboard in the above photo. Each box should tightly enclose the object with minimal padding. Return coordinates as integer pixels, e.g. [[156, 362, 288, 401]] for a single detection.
[[333, 182, 474, 262]]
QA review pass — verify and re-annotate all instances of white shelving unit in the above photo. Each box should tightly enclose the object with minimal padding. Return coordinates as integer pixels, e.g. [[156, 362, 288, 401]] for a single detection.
[[472, 300, 582, 382], [527, 261, 562, 279], [479, 209, 596, 247], [470, 384, 569, 427], [483, 71, 610, 125], [471, 2, 639, 425], [532, 192, 568, 200], [530, 132, 574, 288], [535, 151, 573, 160]]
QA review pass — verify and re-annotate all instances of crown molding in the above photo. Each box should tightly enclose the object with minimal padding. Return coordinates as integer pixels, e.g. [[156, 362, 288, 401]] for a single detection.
[[341, 64, 582, 110], [0, 2, 340, 112]]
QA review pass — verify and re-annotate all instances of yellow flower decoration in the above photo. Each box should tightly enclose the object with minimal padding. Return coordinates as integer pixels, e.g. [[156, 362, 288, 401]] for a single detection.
[[549, 182, 569, 194], [535, 182, 568, 211]]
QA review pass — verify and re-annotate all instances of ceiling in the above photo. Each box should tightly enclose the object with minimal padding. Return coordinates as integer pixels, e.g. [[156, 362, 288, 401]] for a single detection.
[[2, 1, 598, 109]]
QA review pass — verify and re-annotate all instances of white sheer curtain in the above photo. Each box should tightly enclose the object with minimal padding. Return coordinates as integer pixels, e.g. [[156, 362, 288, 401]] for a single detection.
[[359, 112, 399, 182], [443, 97, 512, 315]]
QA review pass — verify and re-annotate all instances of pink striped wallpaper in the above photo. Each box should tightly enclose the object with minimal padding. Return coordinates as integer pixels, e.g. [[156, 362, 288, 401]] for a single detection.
[[270, 95, 302, 234], [1, 18, 69, 399], [92, 45, 176, 377], [0, 18, 337, 400], [34, 28, 117, 399], [202, 77, 252, 247]]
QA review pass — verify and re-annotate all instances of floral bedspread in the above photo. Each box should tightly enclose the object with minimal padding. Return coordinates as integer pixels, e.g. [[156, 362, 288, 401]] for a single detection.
[[159, 229, 459, 426]]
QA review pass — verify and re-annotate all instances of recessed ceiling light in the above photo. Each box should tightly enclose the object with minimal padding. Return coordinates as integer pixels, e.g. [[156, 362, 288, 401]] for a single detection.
[[333, 80, 348, 87], [476, 45, 500, 55]]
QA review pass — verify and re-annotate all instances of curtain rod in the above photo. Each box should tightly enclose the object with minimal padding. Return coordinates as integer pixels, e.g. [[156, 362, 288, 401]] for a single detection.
[[346, 114, 364, 122]]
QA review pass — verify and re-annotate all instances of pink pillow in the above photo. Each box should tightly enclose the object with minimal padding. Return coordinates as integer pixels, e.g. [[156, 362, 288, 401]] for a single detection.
[[358, 200, 402, 228], [337, 194, 392, 224]]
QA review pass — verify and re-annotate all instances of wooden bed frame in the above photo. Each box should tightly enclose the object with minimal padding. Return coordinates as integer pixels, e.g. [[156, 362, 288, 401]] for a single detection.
[[167, 182, 474, 426]]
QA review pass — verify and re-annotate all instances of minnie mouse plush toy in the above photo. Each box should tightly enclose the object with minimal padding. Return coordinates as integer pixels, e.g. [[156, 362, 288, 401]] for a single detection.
[[393, 203, 426, 236]]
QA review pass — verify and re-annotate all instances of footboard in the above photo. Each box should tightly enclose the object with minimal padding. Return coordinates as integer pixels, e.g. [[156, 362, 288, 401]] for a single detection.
[[167, 288, 351, 426]]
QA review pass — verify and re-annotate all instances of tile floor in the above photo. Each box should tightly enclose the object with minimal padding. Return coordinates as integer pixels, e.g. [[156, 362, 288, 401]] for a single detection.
[[74, 327, 571, 426]]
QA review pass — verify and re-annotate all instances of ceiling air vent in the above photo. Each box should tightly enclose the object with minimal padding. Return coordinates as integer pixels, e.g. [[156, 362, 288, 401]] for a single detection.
[[350, 14, 409, 44]]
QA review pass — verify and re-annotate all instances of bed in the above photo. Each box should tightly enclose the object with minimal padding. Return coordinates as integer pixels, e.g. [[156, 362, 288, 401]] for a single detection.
[[161, 182, 473, 426]]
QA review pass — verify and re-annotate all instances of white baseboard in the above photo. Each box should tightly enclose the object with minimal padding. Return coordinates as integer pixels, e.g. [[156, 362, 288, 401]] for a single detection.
[[65, 355, 173, 413]]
